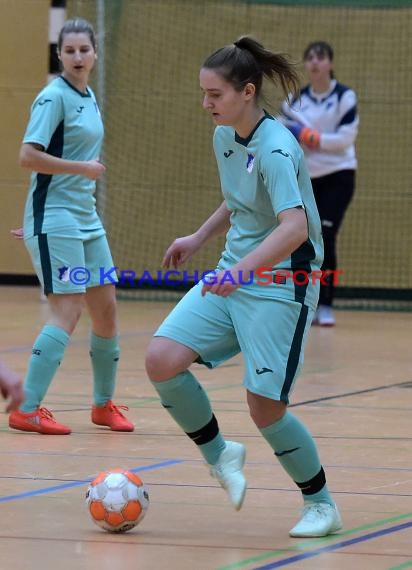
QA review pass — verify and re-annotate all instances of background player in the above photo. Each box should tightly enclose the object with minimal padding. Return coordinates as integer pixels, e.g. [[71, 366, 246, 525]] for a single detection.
[[9, 18, 133, 435], [280, 41, 359, 326]]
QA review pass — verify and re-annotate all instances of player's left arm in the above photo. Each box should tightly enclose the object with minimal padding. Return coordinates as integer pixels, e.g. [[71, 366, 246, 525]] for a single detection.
[[201, 149, 307, 297], [235, 207, 308, 273], [318, 89, 359, 152], [237, 148, 308, 269], [201, 207, 307, 297], [287, 90, 359, 151]]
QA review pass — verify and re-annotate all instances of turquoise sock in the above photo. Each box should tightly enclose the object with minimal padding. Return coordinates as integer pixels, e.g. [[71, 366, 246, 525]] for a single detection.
[[151, 370, 226, 464], [21, 324, 70, 412], [90, 333, 120, 406], [260, 411, 333, 505]]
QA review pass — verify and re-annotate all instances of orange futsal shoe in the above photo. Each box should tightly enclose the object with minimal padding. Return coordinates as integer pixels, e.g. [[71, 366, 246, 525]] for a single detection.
[[91, 400, 135, 432], [9, 407, 72, 435]]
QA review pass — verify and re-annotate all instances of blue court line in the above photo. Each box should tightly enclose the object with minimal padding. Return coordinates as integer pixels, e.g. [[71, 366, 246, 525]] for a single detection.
[[252, 520, 412, 569], [0, 459, 184, 503]]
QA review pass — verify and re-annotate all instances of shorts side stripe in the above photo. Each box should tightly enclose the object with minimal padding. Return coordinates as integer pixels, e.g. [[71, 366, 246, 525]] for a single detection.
[[280, 304, 309, 403], [38, 234, 53, 294]]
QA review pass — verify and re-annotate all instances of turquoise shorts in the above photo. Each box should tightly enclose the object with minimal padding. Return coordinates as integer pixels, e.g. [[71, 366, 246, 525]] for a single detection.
[[25, 230, 117, 295], [154, 282, 314, 403]]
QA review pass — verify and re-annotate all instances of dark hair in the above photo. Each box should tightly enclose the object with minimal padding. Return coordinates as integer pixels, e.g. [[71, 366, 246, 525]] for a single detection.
[[57, 18, 96, 52], [202, 35, 300, 101], [303, 41, 334, 78]]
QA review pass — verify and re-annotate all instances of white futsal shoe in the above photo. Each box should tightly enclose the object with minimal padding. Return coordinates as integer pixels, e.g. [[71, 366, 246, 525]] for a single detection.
[[315, 305, 336, 327], [209, 441, 247, 510], [289, 502, 343, 538]]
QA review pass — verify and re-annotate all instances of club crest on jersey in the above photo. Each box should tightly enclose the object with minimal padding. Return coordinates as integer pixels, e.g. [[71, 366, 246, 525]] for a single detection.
[[246, 153, 255, 173], [58, 266, 70, 282]]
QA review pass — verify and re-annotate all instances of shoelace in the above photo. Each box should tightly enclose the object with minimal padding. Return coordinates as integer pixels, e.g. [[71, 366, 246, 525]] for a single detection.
[[38, 407, 57, 422], [301, 504, 329, 520], [108, 402, 129, 418]]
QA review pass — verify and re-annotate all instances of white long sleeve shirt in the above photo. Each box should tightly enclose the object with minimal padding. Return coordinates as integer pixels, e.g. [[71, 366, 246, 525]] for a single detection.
[[280, 79, 359, 178]]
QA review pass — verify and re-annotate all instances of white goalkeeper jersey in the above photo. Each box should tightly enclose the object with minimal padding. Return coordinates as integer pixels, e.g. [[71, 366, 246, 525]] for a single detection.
[[280, 79, 359, 178]]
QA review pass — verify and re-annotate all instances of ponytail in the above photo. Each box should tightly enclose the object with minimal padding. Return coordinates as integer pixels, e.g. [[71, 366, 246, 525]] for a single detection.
[[202, 35, 300, 101]]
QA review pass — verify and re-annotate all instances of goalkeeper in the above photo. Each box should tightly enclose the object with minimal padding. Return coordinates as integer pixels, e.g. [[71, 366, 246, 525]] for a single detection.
[[280, 41, 359, 326]]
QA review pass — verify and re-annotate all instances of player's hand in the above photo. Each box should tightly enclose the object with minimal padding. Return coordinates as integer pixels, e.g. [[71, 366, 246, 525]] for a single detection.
[[162, 234, 202, 269], [201, 269, 242, 297], [83, 158, 106, 180], [299, 127, 320, 149], [285, 121, 320, 149], [0, 368, 25, 412], [10, 228, 24, 240]]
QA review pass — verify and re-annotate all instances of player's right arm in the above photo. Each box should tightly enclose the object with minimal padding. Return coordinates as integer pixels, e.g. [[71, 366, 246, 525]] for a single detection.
[[19, 143, 105, 180], [20, 86, 105, 181], [194, 200, 231, 244], [162, 201, 231, 268]]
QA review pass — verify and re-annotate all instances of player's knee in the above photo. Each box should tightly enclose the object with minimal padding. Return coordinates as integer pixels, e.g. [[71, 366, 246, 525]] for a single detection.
[[49, 293, 84, 325], [145, 339, 176, 381], [247, 391, 286, 428], [145, 344, 161, 380], [146, 337, 198, 382], [97, 300, 117, 332]]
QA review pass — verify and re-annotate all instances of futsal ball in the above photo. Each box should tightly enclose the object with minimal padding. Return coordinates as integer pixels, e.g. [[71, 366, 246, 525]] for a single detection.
[[86, 469, 149, 532]]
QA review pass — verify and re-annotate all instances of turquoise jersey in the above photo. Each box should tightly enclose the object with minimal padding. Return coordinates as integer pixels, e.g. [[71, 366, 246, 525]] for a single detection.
[[22, 76, 105, 238], [213, 113, 323, 308]]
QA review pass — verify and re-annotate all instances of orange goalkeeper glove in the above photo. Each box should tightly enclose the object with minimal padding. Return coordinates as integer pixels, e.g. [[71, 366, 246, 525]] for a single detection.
[[299, 127, 320, 149]]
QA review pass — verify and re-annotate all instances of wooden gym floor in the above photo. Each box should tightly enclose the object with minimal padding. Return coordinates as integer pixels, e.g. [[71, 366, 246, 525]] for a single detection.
[[0, 285, 411, 570]]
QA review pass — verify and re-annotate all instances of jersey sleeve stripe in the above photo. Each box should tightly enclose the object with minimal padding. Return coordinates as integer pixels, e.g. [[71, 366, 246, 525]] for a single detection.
[[338, 106, 357, 127]]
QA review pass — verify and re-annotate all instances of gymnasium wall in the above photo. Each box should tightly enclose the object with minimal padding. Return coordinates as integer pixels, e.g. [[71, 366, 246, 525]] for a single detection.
[[1, 0, 411, 300], [0, 0, 50, 274], [67, 0, 412, 295]]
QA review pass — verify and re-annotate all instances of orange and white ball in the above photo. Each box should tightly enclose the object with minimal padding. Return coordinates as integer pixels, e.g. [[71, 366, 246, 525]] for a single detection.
[[86, 469, 149, 532]]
